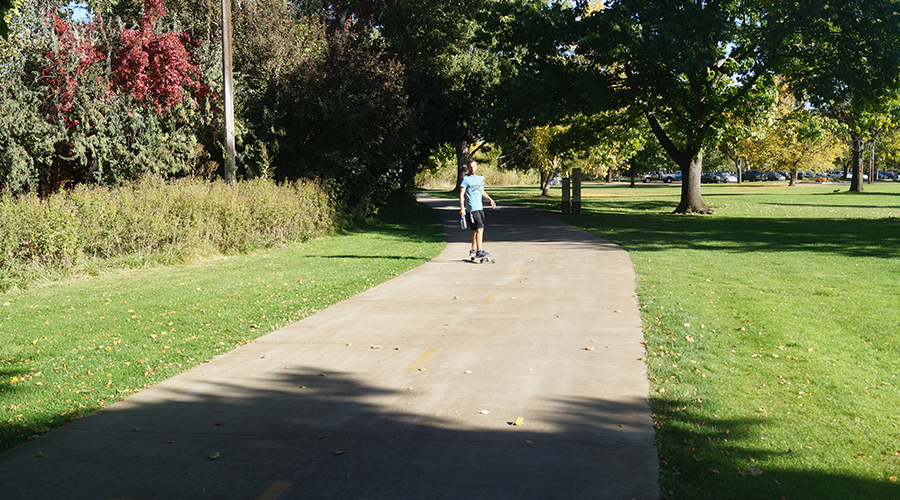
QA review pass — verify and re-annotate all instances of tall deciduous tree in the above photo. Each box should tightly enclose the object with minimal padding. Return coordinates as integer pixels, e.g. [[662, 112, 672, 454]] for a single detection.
[[380, 0, 500, 189], [784, 0, 900, 193], [575, 0, 804, 213], [742, 88, 844, 186]]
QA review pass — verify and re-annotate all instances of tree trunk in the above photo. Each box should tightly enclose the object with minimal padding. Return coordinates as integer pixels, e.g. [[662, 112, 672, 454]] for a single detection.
[[540, 156, 560, 196], [645, 113, 710, 214], [674, 156, 711, 214], [736, 158, 743, 183], [607, 168, 613, 183], [849, 132, 865, 193], [454, 140, 470, 191]]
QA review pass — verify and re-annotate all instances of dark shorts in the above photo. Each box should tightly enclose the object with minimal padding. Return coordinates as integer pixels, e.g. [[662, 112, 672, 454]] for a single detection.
[[469, 210, 485, 230]]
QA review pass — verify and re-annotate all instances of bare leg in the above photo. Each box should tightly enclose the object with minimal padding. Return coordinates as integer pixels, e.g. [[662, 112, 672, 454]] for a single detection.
[[475, 228, 484, 251]]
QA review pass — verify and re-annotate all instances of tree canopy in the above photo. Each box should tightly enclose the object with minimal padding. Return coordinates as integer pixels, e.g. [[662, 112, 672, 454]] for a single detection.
[[4, 0, 900, 213]]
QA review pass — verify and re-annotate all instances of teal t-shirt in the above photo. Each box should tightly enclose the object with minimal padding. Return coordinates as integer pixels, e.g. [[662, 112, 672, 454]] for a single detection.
[[460, 174, 485, 212]]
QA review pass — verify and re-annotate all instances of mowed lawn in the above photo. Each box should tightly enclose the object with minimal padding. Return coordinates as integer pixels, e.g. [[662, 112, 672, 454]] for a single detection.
[[0, 203, 446, 453], [498, 181, 900, 499]]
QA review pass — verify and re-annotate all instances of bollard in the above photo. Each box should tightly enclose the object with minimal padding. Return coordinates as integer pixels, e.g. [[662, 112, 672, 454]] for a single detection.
[[573, 168, 582, 216], [562, 177, 571, 215]]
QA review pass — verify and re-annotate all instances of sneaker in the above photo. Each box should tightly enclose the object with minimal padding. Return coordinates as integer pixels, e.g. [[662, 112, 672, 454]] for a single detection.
[[476, 250, 489, 258], [469, 250, 477, 258]]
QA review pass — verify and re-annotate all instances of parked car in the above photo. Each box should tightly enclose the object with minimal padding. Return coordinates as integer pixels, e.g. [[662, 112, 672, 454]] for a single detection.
[[700, 172, 719, 183], [765, 172, 787, 181], [642, 171, 678, 183], [719, 172, 738, 183], [743, 171, 764, 181]]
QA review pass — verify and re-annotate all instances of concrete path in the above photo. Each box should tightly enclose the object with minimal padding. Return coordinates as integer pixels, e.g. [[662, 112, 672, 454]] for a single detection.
[[0, 195, 659, 500]]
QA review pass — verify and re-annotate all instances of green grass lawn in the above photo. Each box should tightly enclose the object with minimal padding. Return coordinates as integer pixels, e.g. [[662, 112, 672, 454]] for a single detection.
[[496, 181, 900, 499], [0, 203, 446, 453]]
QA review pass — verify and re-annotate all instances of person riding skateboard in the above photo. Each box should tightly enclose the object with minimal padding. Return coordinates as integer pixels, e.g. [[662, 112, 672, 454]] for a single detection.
[[459, 160, 496, 259]]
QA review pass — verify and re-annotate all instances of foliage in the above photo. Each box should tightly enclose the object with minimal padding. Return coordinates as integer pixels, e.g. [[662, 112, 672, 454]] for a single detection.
[[574, 0, 803, 212], [0, 0, 17, 38], [227, 0, 327, 179], [380, 0, 502, 183], [742, 88, 845, 182], [0, 176, 335, 291], [784, 0, 900, 192], [0, 0, 210, 194], [0, 201, 444, 453], [265, 31, 421, 215]]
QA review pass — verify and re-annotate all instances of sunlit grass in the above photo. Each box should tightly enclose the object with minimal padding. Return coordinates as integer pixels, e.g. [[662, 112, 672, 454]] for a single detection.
[[0, 203, 445, 453], [495, 181, 900, 499]]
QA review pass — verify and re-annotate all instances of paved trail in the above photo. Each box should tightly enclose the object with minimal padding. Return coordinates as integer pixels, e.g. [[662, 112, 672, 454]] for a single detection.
[[0, 195, 659, 499]]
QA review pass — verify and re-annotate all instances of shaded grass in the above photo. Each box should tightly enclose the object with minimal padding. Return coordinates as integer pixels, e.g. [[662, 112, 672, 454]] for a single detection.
[[494, 182, 900, 499], [0, 202, 445, 453]]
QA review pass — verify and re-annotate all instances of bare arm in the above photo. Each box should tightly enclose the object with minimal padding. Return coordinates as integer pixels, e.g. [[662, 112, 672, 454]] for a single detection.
[[482, 188, 496, 209], [459, 186, 466, 215]]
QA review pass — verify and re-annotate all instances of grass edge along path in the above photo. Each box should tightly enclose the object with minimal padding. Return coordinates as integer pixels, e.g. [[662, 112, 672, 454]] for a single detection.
[[0, 202, 446, 454], [488, 183, 900, 500]]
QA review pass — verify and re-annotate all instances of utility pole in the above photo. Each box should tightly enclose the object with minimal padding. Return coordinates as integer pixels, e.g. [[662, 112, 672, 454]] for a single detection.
[[221, 0, 236, 184]]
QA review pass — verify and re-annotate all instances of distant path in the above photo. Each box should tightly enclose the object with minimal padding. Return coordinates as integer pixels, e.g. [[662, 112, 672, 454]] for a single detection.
[[0, 195, 659, 499]]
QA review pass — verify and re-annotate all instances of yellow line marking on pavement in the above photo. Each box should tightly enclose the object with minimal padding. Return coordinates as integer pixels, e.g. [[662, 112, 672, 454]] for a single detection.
[[483, 293, 497, 303], [514, 268, 524, 274], [405, 348, 440, 371], [254, 481, 294, 500]]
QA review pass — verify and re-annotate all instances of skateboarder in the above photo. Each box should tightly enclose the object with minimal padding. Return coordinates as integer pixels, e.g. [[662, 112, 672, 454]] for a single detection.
[[459, 160, 496, 259]]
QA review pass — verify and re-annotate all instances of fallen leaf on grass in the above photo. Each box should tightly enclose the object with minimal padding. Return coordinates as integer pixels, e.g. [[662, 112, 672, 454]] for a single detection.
[[36, 452, 44, 457], [685, 335, 694, 342], [747, 466, 762, 476], [333, 450, 345, 455], [208, 452, 220, 460]]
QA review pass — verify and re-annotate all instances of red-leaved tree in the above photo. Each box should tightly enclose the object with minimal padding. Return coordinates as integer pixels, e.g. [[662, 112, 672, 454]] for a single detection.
[[112, 0, 204, 113], [18, 0, 210, 193]]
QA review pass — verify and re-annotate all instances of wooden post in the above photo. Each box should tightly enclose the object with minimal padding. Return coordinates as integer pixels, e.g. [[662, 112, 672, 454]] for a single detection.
[[562, 177, 571, 215], [573, 168, 582, 216], [221, 0, 236, 184]]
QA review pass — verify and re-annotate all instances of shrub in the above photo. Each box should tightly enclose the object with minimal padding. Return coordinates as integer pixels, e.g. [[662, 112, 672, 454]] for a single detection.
[[0, 177, 335, 291]]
